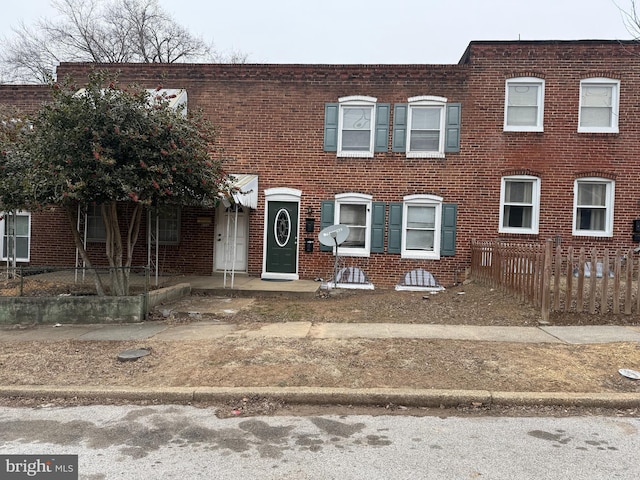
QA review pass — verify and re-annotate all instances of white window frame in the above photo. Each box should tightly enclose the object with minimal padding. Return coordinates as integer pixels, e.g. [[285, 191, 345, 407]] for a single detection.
[[337, 96, 377, 158], [406, 96, 447, 159], [573, 178, 615, 237], [401, 194, 443, 260], [504, 77, 545, 132], [578, 78, 620, 134], [334, 192, 372, 257], [1, 211, 31, 262], [499, 175, 541, 235]]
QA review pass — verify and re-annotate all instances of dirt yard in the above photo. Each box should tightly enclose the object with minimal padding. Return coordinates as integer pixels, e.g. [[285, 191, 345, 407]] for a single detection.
[[1, 281, 639, 414]]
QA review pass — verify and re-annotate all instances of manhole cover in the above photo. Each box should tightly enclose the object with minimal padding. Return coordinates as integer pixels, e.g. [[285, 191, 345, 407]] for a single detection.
[[117, 348, 151, 362]]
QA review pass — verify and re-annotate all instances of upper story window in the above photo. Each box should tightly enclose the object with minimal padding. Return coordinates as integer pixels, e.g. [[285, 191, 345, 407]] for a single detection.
[[573, 177, 615, 237], [334, 193, 372, 256], [406, 96, 447, 158], [324, 97, 390, 157], [499, 176, 541, 235], [578, 78, 620, 133], [1, 211, 30, 262], [504, 77, 545, 132], [392, 99, 461, 156], [338, 96, 377, 157]]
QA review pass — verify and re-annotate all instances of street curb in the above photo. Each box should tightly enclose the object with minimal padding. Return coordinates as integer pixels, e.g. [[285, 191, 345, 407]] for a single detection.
[[1, 386, 639, 410]]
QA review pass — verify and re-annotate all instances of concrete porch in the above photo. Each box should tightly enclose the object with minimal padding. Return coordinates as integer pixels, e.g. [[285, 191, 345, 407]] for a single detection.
[[159, 273, 321, 298]]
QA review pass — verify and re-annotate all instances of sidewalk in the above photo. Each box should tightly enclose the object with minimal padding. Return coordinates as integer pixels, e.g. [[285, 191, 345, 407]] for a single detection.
[[2, 319, 640, 344]]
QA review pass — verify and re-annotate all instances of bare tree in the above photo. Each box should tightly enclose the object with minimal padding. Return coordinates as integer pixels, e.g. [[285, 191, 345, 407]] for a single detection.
[[0, 0, 246, 84], [617, 0, 640, 39]]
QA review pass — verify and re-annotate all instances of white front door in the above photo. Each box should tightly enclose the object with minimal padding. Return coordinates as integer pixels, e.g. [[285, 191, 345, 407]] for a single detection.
[[214, 204, 248, 272]]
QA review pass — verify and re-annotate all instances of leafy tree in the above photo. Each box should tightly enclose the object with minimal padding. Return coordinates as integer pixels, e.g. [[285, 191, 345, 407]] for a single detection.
[[0, 0, 246, 84], [0, 105, 35, 272], [25, 71, 232, 295], [0, 105, 32, 212]]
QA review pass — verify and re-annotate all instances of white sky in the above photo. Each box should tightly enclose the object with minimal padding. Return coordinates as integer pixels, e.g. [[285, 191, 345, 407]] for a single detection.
[[0, 0, 634, 64]]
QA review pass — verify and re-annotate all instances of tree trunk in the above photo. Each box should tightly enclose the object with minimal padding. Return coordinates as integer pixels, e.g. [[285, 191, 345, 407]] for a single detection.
[[63, 204, 106, 296], [102, 202, 127, 296]]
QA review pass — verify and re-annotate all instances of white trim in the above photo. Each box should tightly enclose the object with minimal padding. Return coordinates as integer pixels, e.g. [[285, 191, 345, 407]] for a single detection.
[[327, 281, 375, 290], [395, 284, 445, 292], [406, 97, 447, 158], [264, 187, 302, 202], [0, 210, 31, 262], [401, 194, 443, 260], [504, 77, 545, 132], [572, 177, 615, 237], [274, 208, 292, 247], [408, 95, 448, 103], [334, 193, 373, 257], [578, 78, 620, 134], [337, 97, 377, 158], [338, 95, 377, 103], [498, 175, 541, 235], [262, 188, 301, 280]]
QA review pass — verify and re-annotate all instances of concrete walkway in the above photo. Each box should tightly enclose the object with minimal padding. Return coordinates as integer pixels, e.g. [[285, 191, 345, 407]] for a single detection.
[[2, 320, 640, 344]]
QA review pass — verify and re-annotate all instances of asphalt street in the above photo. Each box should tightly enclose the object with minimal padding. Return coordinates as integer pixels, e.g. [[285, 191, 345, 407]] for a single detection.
[[1, 404, 639, 479]]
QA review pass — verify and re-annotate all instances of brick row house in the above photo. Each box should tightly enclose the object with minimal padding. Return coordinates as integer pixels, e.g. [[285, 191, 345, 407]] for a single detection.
[[1, 40, 640, 289]]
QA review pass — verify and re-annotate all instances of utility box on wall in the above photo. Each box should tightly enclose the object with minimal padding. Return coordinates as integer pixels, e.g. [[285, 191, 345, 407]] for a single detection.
[[305, 218, 315, 233], [304, 238, 314, 252]]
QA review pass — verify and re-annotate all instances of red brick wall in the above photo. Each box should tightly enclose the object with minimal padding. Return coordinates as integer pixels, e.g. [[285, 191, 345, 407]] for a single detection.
[[0, 85, 51, 114], [5, 40, 640, 288], [29, 205, 215, 275], [461, 41, 640, 253]]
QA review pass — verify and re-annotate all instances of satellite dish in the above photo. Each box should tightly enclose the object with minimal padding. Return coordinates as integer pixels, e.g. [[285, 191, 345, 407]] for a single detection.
[[318, 224, 350, 247]]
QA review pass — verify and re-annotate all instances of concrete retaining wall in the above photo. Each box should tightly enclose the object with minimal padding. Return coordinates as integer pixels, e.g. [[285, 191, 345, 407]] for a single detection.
[[147, 283, 191, 310], [0, 283, 191, 325]]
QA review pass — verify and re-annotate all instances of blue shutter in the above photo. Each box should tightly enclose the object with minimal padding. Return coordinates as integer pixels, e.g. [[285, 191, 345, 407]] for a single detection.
[[392, 104, 408, 152], [441, 203, 457, 256], [444, 103, 461, 153], [387, 202, 403, 253], [371, 202, 386, 253], [324, 103, 339, 152], [320, 200, 335, 252], [374, 103, 390, 152]]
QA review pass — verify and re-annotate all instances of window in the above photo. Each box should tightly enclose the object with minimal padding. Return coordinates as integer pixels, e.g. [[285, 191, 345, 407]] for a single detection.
[[337, 96, 377, 157], [150, 206, 181, 245], [334, 193, 372, 256], [578, 78, 619, 133], [504, 77, 545, 132], [392, 100, 461, 156], [400, 195, 442, 259], [406, 96, 446, 158], [324, 98, 390, 155], [573, 178, 615, 237], [86, 204, 106, 242], [499, 176, 540, 234], [1, 211, 30, 261]]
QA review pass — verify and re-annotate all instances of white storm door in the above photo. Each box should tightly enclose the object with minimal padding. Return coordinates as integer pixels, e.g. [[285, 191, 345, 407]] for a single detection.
[[214, 205, 248, 272]]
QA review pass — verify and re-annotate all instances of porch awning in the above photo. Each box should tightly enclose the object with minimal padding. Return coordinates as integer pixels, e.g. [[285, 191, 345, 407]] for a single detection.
[[229, 174, 258, 209]]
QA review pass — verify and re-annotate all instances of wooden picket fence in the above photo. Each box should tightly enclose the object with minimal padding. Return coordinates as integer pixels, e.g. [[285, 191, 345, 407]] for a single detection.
[[470, 239, 640, 322]]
